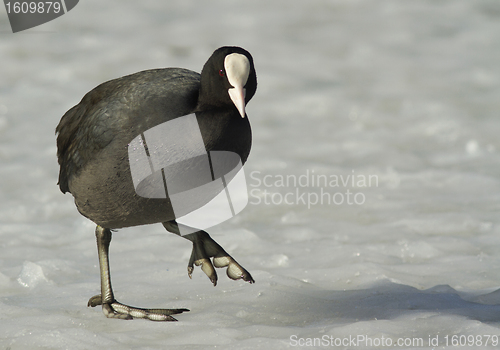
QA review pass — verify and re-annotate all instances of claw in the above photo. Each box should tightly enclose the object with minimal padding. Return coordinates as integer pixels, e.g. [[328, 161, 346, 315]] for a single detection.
[[163, 221, 254, 286], [88, 294, 102, 307], [196, 258, 217, 286], [187, 236, 254, 285], [214, 255, 255, 283]]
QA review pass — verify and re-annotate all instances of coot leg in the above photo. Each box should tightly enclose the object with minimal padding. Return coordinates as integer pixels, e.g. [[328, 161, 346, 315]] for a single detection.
[[163, 221, 255, 286], [87, 226, 189, 321]]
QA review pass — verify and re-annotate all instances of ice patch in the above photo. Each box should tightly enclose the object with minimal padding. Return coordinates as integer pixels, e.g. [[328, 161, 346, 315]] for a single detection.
[[17, 261, 50, 288]]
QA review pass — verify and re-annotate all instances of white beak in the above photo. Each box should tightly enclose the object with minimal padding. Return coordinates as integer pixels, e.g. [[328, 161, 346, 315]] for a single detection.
[[228, 86, 246, 118], [225, 53, 250, 118]]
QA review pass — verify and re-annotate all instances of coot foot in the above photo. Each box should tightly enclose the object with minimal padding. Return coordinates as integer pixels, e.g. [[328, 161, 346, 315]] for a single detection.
[[87, 294, 188, 321], [163, 221, 255, 286], [91, 226, 189, 321]]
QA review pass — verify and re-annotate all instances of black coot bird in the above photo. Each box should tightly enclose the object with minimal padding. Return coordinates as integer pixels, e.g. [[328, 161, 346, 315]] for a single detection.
[[56, 46, 257, 321]]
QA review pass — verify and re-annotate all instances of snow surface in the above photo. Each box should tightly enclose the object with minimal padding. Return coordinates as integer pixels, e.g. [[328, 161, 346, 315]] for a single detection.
[[1, 0, 500, 349]]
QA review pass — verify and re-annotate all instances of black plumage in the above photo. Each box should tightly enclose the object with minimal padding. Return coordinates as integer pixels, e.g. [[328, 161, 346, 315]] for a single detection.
[[56, 46, 257, 321]]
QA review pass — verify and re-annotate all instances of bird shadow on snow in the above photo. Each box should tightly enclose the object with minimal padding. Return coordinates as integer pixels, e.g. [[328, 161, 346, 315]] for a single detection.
[[254, 277, 500, 326]]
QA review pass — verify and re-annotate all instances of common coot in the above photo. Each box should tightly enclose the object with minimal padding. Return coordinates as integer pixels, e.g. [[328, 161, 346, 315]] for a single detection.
[[56, 46, 257, 321]]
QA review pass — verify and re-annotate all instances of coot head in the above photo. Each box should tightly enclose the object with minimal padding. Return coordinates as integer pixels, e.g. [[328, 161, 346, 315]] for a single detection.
[[198, 46, 257, 118]]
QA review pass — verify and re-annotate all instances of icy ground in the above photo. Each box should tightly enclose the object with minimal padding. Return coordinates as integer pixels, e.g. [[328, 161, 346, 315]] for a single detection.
[[1, 0, 500, 349]]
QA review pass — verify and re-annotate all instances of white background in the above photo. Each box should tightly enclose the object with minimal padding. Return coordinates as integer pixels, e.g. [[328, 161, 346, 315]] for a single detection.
[[1, 0, 500, 349]]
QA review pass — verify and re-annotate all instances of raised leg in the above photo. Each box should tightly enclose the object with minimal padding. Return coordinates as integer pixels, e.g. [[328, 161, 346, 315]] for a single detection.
[[87, 226, 189, 321], [163, 221, 254, 286]]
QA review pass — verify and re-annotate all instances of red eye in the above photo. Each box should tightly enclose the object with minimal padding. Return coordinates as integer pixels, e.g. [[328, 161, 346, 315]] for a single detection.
[[219, 69, 225, 77]]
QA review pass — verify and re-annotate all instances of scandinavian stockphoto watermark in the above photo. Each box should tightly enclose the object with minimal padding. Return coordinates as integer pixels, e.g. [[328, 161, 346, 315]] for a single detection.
[[3, 0, 79, 33], [127, 115, 379, 235], [249, 169, 378, 209]]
